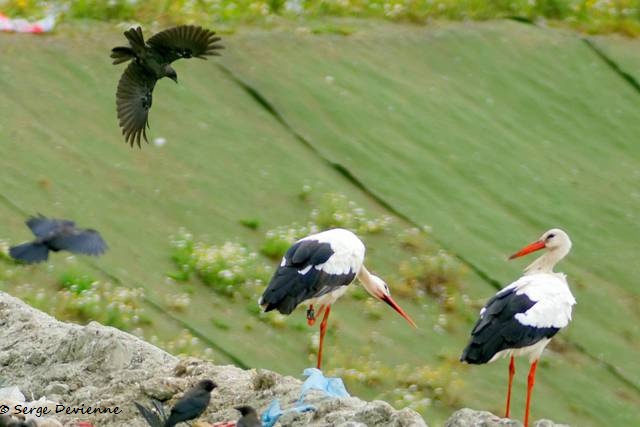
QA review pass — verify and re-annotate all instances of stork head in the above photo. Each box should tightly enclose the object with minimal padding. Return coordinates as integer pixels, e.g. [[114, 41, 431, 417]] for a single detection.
[[164, 65, 178, 83], [509, 228, 572, 274], [363, 274, 417, 328], [509, 228, 572, 259]]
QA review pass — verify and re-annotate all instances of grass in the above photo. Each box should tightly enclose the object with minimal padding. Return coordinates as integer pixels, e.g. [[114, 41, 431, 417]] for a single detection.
[[4, 0, 640, 36], [0, 18, 639, 426]]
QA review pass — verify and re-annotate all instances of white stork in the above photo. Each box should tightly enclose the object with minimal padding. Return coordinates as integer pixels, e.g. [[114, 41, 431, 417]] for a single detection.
[[259, 228, 416, 369], [461, 228, 575, 427]]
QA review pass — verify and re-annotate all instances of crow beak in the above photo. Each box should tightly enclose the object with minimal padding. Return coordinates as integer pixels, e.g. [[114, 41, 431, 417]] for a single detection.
[[380, 294, 417, 328], [509, 240, 546, 259]]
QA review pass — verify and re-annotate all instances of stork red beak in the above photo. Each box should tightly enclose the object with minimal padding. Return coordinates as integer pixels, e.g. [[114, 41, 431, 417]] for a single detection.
[[380, 294, 417, 328], [509, 240, 546, 260]]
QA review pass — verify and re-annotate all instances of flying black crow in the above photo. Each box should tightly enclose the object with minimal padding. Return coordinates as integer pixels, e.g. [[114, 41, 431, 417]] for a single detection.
[[111, 25, 223, 147], [235, 405, 261, 427], [164, 379, 216, 427], [9, 215, 107, 264]]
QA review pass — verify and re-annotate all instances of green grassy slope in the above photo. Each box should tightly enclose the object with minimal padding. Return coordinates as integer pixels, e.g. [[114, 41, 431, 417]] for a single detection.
[[1, 20, 639, 426], [0, 26, 433, 370], [214, 20, 640, 424]]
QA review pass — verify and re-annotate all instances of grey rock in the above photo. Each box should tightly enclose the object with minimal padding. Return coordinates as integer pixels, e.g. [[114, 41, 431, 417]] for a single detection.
[[445, 409, 523, 427], [35, 419, 63, 427], [43, 383, 69, 397], [445, 409, 570, 427], [0, 292, 426, 427], [1, 293, 571, 427], [533, 420, 570, 427]]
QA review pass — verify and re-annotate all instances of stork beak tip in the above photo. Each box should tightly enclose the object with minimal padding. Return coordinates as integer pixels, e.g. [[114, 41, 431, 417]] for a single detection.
[[381, 294, 417, 328]]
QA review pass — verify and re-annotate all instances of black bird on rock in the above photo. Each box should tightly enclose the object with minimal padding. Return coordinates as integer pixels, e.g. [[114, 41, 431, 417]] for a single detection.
[[235, 405, 261, 427], [135, 379, 216, 427], [9, 215, 107, 264], [111, 25, 223, 147], [165, 379, 216, 427]]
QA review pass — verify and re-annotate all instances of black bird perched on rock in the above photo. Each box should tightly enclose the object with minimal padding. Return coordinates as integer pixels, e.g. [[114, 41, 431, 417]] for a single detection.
[[9, 215, 107, 264], [135, 380, 216, 427], [235, 405, 261, 427], [165, 379, 216, 427], [111, 25, 223, 147]]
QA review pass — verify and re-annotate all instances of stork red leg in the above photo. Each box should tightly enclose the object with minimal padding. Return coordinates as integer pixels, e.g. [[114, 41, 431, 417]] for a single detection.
[[505, 355, 515, 417], [524, 360, 538, 427], [316, 305, 332, 369]]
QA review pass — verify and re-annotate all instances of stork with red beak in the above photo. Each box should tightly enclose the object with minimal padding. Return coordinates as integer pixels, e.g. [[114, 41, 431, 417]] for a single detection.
[[461, 228, 575, 427], [259, 228, 416, 369]]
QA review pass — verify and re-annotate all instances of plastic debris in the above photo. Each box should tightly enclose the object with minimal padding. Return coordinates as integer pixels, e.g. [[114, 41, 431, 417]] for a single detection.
[[0, 12, 56, 33], [261, 399, 315, 427], [0, 385, 25, 401], [261, 400, 283, 427], [298, 368, 350, 403]]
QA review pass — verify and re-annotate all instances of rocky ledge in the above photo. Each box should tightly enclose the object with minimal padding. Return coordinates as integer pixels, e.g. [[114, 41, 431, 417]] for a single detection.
[[0, 292, 568, 427]]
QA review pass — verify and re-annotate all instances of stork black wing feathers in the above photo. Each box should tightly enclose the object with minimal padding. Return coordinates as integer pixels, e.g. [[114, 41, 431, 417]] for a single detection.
[[261, 240, 356, 315], [461, 288, 560, 364]]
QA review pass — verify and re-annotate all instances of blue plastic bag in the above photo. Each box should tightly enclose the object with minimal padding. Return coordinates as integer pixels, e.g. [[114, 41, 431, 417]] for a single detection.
[[298, 368, 350, 404], [261, 399, 315, 427]]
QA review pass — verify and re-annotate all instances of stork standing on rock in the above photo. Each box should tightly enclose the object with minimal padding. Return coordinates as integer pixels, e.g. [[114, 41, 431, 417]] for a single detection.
[[259, 228, 416, 369], [460, 228, 576, 427]]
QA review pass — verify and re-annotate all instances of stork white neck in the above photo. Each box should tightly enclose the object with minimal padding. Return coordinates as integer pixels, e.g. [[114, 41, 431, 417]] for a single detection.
[[524, 245, 570, 274], [357, 265, 377, 293]]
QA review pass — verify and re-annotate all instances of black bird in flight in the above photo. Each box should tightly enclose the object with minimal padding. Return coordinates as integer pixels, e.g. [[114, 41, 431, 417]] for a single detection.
[[9, 215, 107, 264], [235, 405, 262, 427], [111, 25, 223, 147]]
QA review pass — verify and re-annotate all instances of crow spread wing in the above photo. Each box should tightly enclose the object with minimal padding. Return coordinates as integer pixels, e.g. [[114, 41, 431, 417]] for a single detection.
[[116, 62, 156, 147], [147, 25, 223, 63], [48, 229, 108, 256], [26, 215, 74, 238]]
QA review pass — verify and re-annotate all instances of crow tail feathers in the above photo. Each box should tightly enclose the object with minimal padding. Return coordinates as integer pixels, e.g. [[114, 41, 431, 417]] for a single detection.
[[9, 241, 49, 264]]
